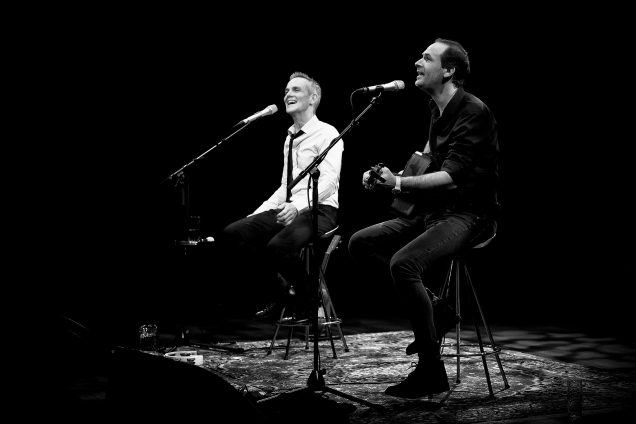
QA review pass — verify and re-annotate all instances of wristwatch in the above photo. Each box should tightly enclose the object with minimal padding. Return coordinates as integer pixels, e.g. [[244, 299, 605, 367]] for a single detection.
[[392, 176, 401, 194]]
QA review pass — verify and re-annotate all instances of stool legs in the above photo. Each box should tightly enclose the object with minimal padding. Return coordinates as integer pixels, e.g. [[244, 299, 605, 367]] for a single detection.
[[454, 259, 462, 381], [267, 306, 287, 357], [266, 235, 348, 359], [266, 276, 347, 359], [266, 304, 310, 359], [463, 261, 509, 391], [318, 266, 349, 354], [439, 256, 509, 396]]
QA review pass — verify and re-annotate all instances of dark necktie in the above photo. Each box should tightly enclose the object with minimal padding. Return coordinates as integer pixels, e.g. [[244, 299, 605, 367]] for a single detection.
[[286, 130, 303, 201]]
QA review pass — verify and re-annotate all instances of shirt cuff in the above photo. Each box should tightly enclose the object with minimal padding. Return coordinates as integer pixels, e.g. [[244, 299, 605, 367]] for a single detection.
[[392, 175, 401, 194]]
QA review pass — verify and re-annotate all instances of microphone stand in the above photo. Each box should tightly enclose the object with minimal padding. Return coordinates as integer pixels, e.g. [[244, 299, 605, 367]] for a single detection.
[[160, 121, 255, 354], [271, 93, 386, 411], [163, 120, 255, 247]]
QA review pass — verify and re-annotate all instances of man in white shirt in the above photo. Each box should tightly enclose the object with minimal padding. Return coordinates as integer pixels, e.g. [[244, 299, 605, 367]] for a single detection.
[[221, 72, 343, 322]]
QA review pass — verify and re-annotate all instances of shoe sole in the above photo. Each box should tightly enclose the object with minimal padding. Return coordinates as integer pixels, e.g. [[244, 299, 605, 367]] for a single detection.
[[384, 383, 450, 398]]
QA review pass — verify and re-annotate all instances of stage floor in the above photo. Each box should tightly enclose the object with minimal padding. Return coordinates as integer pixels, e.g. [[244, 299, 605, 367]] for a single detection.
[[60, 314, 636, 423]]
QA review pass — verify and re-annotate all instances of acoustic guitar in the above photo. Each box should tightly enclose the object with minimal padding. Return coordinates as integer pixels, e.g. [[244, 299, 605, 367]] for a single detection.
[[368, 151, 437, 218]]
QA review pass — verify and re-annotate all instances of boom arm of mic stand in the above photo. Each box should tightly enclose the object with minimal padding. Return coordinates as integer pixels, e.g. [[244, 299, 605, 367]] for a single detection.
[[288, 93, 383, 192], [161, 120, 254, 185]]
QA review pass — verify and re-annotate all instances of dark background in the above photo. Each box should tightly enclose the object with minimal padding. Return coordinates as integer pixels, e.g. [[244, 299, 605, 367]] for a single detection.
[[28, 7, 633, 345]]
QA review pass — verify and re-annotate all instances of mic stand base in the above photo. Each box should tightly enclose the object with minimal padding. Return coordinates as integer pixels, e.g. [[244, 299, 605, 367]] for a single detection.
[[256, 369, 384, 414], [188, 341, 245, 354], [163, 325, 245, 354], [305, 368, 384, 410]]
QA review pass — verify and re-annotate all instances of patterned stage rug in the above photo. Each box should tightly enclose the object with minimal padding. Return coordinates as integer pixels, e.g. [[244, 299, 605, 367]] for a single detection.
[[186, 330, 635, 423]]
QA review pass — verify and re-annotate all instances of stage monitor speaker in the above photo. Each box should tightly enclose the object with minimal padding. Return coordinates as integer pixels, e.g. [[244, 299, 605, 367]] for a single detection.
[[106, 347, 262, 421]]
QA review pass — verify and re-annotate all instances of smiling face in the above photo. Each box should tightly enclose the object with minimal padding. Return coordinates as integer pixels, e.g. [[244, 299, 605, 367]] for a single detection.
[[284, 77, 316, 115], [414, 41, 450, 93]]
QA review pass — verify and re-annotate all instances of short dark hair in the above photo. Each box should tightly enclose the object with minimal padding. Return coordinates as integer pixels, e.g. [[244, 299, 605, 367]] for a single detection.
[[435, 38, 470, 88], [289, 71, 322, 111]]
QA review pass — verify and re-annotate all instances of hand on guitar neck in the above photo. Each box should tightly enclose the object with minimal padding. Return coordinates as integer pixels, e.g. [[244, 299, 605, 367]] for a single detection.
[[364, 163, 397, 191], [363, 151, 436, 218]]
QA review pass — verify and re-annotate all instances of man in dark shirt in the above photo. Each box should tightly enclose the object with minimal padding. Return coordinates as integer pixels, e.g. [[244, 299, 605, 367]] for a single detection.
[[348, 38, 499, 398]]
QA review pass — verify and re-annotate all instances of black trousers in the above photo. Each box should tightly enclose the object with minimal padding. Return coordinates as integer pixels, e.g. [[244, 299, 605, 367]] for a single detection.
[[220, 205, 338, 307]]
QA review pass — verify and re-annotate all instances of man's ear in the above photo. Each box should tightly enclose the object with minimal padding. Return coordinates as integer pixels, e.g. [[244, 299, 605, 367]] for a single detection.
[[443, 67, 455, 79]]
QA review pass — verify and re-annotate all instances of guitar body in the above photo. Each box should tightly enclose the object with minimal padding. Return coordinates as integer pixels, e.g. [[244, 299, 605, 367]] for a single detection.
[[390, 151, 437, 218]]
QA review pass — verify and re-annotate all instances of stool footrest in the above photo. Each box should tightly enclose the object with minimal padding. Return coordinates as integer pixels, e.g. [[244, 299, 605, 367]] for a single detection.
[[441, 342, 503, 357], [275, 318, 343, 327], [305, 334, 344, 341]]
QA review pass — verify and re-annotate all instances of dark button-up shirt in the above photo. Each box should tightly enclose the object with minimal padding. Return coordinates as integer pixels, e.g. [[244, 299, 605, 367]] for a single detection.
[[428, 87, 499, 215]]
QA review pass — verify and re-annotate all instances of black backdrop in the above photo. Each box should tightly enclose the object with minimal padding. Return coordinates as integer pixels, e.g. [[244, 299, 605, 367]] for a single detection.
[[31, 6, 633, 345]]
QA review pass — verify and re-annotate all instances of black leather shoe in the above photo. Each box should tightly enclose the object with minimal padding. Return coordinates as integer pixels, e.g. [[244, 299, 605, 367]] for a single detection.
[[254, 302, 281, 319], [385, 360, 449, 398], [406, 340, 441, 356], [278, 312, 309, 325]]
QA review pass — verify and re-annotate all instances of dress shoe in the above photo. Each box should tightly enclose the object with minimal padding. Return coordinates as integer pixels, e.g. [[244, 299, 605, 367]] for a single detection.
[[278, 311, 309, 325], [406, 340, 443, 356], [254, 287, 297, 319], [254, 302, 281, 319], [385, 360, 449, 398], [277, 293, 312, 324]]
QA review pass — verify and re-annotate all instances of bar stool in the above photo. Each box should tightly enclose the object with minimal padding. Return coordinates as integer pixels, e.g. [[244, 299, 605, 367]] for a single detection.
[[266, 226, 349, 359], [438, 222, 510, 397]]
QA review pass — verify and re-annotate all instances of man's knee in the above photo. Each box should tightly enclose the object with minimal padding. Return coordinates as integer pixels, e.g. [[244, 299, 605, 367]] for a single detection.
[[390, 254, 427, 283], [348, 231, 369, 259], [265, 239, 299, 264]]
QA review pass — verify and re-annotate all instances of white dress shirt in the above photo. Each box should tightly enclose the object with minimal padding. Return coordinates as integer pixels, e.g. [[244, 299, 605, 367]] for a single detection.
[[253, 115, 343, 215]]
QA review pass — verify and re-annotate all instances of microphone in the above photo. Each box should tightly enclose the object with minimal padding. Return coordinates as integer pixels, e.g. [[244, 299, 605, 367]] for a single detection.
[[359, 80, 405, 93], [237, 104, 278, 126]]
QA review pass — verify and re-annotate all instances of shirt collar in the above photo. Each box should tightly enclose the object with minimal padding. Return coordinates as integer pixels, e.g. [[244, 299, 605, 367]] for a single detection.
[[288, 114, 319, 138], [429, 87, 465, 121]]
